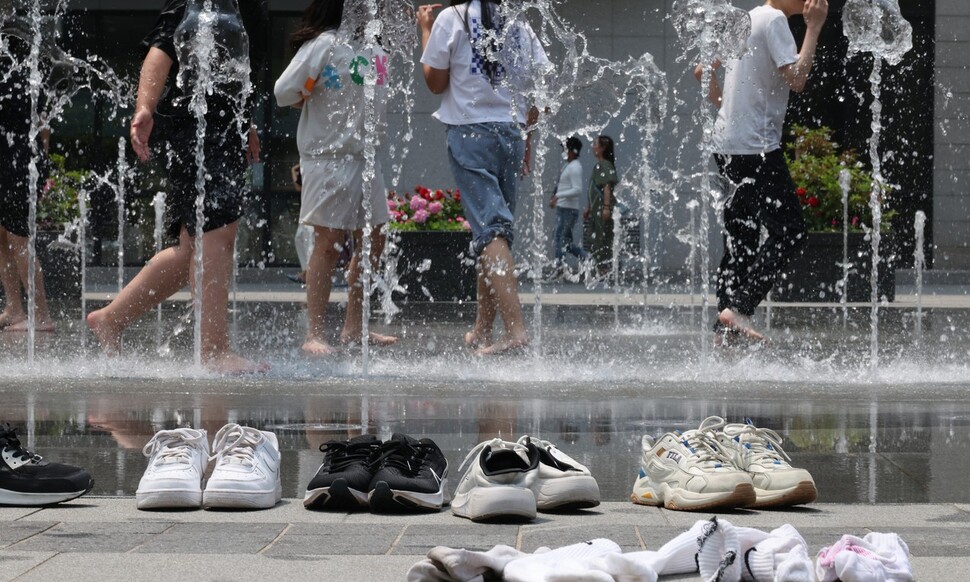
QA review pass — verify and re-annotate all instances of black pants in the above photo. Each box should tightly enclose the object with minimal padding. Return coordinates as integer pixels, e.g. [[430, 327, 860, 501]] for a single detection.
[[714, 150, 806, 317]]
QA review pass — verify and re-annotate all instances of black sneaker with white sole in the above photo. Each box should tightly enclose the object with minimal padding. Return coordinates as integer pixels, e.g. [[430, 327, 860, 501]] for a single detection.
[[1, 424, 94, 506], [304, 434, 381, 510], [368, 433, 448, 513]]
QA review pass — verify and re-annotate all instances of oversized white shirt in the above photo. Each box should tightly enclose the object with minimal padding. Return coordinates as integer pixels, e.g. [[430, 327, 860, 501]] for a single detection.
[[274, 30, 388, 160], [713, 5, 799, 155], [555, 159, 584, 210], [420, 1, 550, 125]]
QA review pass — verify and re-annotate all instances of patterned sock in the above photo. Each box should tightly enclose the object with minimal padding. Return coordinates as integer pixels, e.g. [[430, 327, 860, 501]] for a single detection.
[[694, 517, 741, 582], [816, 532, 912, 582], [503, 539, 622, 582]]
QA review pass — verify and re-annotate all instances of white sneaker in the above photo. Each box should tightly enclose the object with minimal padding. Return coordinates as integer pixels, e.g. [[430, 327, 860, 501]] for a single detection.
[[516, 435, 600, 511], [715, 419, 817, 508], [451, 438, 538, 521], [631, 417, 755, 511], [136, 428, 209, 510], [203, 424, 281, 510]]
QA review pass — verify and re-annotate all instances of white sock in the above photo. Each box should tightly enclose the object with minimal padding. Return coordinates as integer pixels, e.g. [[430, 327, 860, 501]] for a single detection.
[[816, 533, 913, 582], [695, 517, 742, 582], [773, 544, 814, 582], [407, 558, 475, 582], [503, 539, 622, 582], [740, 524, 811, 582], [425, 545, 524, 581], [623, 519, 711, 575]]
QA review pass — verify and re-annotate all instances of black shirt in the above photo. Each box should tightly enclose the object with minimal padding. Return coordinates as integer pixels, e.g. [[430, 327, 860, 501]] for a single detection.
[[141, 0, 268, 122], [0, 33, 33, 142]]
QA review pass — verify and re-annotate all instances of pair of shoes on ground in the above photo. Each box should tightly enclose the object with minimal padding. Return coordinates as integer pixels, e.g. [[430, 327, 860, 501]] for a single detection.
[[1, 424, 94, 506], [451, 436, 601, 522], [305, 433, 448, 513], [136, 425, 281, 510], [632, 416, 817, 511]]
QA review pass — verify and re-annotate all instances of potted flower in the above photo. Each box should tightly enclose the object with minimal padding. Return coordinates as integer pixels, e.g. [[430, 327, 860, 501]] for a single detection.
[[773, 126, 896, 302], [387, 186, 475, 302], [36, 153, 87, 300]]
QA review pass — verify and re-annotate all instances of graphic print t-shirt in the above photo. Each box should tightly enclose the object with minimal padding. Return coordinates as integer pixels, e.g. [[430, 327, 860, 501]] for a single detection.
[[275, 30, 389, 160], [420, 0, 550, 125]]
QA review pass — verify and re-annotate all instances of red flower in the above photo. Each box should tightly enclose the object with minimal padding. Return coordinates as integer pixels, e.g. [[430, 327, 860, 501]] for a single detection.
[[796, 187, 807, 197], [807, 196, 820, 208], [453, 189, 461, 201]]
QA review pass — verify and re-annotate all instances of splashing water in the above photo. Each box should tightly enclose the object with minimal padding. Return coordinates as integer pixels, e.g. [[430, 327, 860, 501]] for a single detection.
[[843, 0, 913, 66]]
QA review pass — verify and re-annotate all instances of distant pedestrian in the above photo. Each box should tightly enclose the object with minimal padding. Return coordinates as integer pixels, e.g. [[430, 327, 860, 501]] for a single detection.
[[549, 136, 588, 278], [584, 135, 618, 279]]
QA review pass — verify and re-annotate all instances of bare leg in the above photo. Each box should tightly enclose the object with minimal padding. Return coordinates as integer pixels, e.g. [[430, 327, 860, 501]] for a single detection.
[[87, 228, 193, 355], [465, 265, 495, 348], [718, 307, 765, 342], [340, 227, 397, 346], [192, 222, 265, 374], [475, 237, 528, 356], [4, 230, 54, 332], [0, 228, 26, 329], [303, 226, 344, 356]]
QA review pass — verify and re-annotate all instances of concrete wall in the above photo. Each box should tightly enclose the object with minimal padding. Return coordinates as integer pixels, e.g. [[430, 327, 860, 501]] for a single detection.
[[934, 0, 970, 269]]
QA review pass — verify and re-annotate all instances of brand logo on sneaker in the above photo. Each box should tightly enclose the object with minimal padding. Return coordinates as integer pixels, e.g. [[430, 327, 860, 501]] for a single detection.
[[665, 450, 683, 464], [430, 468, 442, 486]]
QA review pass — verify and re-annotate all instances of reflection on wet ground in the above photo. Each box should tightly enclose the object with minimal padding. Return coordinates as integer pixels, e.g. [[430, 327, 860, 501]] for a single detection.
[[2, 301, 969, 505]]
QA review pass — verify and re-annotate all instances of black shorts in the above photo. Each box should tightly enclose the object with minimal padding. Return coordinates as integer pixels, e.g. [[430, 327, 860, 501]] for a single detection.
[[0, 143, 32, 237], [156, 117, 248, 240]]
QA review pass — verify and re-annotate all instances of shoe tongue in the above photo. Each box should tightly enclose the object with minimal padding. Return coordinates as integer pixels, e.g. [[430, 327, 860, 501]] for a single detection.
[[347, 434, 379, 447]]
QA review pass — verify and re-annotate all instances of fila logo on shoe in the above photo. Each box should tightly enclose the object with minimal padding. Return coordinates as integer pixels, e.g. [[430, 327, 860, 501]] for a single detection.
[[664, 450, 683, 463]]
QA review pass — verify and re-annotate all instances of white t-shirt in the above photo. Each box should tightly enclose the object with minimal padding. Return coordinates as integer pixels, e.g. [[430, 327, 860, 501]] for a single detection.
[[274, 30, 388, 160], [420, 1, 550, 125], [555, 159, 584, 210], [713, 5, 798, 155]]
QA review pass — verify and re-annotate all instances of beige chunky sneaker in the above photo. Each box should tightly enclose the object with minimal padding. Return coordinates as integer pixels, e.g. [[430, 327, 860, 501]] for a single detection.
[[631, 419, 755, 511], [715, 419, 817, 508]]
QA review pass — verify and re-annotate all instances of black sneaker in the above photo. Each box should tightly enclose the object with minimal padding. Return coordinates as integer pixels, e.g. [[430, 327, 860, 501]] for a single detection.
[[368, 433, 449, 513], [0, 424, 94, 506], [304, 434, 381, 510]]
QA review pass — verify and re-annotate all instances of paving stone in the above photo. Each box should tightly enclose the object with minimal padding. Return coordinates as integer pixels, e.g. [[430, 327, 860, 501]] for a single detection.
[[0, 552, 57, 582], [133, 522, 288, 554], [392, 523, 521, 554], [10, 521, 173, 553], [0, 522, 57, 549], [266, 523, 404, 557]]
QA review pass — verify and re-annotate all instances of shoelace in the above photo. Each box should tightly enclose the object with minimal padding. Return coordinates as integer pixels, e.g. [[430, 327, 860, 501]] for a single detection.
[[319, 439, 381, 472], [0, 424, 41, 464], [142, 429, 206, 465], [374, 439, 437, 476], [456, 437, 530, 475], [210, 424, 263, 467], [679, 429, 735, 468], [730, 424, 792, 465]]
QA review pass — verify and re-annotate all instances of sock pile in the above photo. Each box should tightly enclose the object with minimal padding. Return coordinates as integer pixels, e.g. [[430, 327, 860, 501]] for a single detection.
[[816, 532, 913, 582]]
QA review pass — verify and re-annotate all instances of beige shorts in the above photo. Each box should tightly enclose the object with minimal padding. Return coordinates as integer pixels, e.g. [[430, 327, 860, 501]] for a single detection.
[[299, 157, 390, 230]]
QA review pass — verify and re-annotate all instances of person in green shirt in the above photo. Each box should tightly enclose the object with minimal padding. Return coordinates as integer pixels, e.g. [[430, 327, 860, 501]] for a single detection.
[[584, 135, 618, 280]]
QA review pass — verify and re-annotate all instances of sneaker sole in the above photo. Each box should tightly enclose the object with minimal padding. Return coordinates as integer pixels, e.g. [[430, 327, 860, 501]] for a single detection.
[[304, 478, 369, 510], [136, 488, 202, 510], [750, 481, 817, 508], [631, 481, 756, 511], [368, 480, 446, 513], [451, 486, 536, 522], [203, 482, 281, 510], [534, 475, 601, 511], [0, 481, 94, 507]]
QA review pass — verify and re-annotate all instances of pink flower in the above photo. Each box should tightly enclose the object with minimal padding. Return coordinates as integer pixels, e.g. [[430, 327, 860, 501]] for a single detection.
[[851, 216, 860, 226], [428, 201, 443, 215], [44, 179, 55, 193], [461, 219, 471, 231], [409, 196, 428, 211], [387, 199, 397, 211], [413, 209, 430, 224]]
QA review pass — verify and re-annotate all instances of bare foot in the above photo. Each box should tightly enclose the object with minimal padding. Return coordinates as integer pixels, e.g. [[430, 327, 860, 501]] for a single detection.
[[0, 311, 27, 330], [86, 309, 122, 356], [718, 308, 765, 342], [204, 352, 270, 376], [5, 318, 55, 333], [301, 337, 336, 357], [464, 329, 493, 349], [475, 335, 528, 356], [339, 331, 399, 347]]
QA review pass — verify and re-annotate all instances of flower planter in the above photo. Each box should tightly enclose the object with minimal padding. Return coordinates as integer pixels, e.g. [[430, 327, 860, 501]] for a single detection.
[[392, 230, 476, 302], [772, 232, 895, 303]]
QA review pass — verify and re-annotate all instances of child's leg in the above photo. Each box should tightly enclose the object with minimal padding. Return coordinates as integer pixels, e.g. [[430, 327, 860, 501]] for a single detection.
[[303, 226, 344, 355], [476, 236, 528, 355], [340, 227, 397, 346], [5, 229, 54, 332], [466, 264, 496, 348], [0, 227, 26, 327], [87, 227, 193, 355]]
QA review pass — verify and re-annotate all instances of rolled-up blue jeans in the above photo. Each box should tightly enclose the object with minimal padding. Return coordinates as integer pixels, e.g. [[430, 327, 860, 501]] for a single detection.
[[446, 122, 524, 256], [553, 206, 588, 262]]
